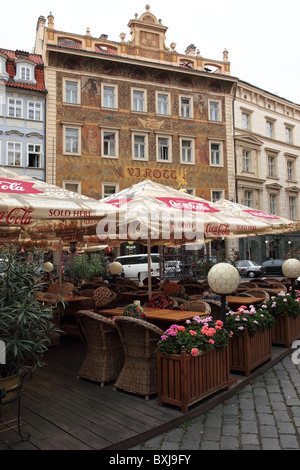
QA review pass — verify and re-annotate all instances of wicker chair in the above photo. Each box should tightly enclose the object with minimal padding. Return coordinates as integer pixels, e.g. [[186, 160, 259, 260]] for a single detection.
[[113, 316, 164, 399], [264, 281, 287, 293], [180, 300, 211, 314], [76, 310, 124, 386], [238, 281, 258, 289], [202, 300, 223, 321], [182, 284, 205, 296], [243, 289, 270, 303]]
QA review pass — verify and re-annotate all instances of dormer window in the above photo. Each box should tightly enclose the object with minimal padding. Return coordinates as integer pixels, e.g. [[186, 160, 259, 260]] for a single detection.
[[0, 55, 9, 81], [15, 61, 36, 85]]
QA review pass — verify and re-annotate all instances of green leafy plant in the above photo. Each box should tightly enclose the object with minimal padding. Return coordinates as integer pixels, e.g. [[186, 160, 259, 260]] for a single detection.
[[265, 291, 300, 318], [63, 252, 107, 281], [225, 304, 276, 337], [0, 245, 59, 379], [156, 316, 231, 356]]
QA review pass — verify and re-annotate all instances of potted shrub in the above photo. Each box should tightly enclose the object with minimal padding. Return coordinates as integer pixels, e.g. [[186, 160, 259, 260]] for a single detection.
[[265, 291, 300, 347], [0, 245, 59, 425], [156, 315, 234, 413], [226, 304, 276, 375]]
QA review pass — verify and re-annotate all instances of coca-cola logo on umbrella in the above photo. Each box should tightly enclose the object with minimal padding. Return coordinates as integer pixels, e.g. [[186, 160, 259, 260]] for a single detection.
[[243, 209, 280, 220], [0, 179, 43, 194], [105, 198, 132, 207], [156, 197, 220, 212]]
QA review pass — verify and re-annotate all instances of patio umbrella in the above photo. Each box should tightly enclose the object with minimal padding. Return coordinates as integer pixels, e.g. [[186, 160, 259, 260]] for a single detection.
[[0, 167, 116, 287], [96, 180, 299, 297], [212, 199, 299, 238]]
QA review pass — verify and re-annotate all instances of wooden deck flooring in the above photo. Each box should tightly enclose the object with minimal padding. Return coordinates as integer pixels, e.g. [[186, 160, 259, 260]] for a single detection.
[[0, 337, 291, 451]]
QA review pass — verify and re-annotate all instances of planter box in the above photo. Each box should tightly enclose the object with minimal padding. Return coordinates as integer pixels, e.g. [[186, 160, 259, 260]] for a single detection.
[[157, 346, 233, 413], [229, 328, 272, 376], [272, 315, 300, 347]]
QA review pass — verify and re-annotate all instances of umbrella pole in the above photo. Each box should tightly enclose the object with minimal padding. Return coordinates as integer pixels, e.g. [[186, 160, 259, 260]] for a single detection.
[[147, 237, 152, 300], [58, 240, 62, 292]]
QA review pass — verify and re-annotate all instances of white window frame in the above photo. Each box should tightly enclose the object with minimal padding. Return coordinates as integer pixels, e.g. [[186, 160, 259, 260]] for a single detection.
[[132, 131, 148, 161], [242, 112, 250, 131], [209, 140, 223, 167], [209, 100, 221, 122], [269, 194, 277, 215], [156, 91, 170, 116], [211, 190, 224, 202], [101, 128, 119, 158], [63, 124, 82, 156], [179, 95, 193, 119], [15, 61, 36, 84], [63, 181, 81, 194], [131, 88, 147, 113], [244, 190, 253, 207], [63, 78, 81, 105], [289, 197, 296, 220], [242, 149, 251, 172], [7, 97, 23, 118], [7, 141, 22, 166], [287, 160, 294, 180], [266, 120, 274, 138], [101, 182, 119, 198], [156, 134, 172, 163], [285, 126, 293, 144], [27, 143, 42, 168], [101, 83, 118, 109], [27, 101, 42, 121], [268, 154, 276, 177], [179, 136, 195, 165]]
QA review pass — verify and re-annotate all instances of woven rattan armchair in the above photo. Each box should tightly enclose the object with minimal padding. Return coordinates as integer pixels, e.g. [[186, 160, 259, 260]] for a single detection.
[[113, 316, 164, 399], [243, 289, 270, 303], [180, 300, 211, 314], [238, 281, 258, 289], [77, 310, 124, 386]]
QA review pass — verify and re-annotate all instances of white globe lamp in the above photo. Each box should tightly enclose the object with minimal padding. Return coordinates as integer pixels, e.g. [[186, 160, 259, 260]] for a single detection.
[[282, 258, 300, 298], [43, 262, 54, 273], [109, 261, 123, 276], [207, 263, 240, 324]]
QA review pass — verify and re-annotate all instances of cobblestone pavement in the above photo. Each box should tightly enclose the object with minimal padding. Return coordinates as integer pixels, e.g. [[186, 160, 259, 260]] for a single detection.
[[130, 353, 300, 450]]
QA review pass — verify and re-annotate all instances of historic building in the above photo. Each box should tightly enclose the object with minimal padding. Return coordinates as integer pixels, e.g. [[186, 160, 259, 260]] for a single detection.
[[0, 49, 46, 180], [234, 81, 300, 261], [34, 7, 237, 206]]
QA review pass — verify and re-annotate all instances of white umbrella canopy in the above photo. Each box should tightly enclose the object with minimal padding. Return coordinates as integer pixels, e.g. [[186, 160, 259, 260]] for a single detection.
[[212, 199, 299, 238], [96, 180, 299, 246], [0, 167, 116, 243]]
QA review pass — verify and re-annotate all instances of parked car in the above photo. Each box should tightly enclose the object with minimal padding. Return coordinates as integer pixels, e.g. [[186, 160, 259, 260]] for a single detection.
[[165, 260, 181, 277], [236, 260, 263, 278], [114, 253, 160, 280], [261, 259, 284, 276]]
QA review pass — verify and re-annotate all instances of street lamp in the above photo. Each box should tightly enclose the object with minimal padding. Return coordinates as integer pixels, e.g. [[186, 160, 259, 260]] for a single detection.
[[282, 258, 300, 298], [207, 263, 240, 325]]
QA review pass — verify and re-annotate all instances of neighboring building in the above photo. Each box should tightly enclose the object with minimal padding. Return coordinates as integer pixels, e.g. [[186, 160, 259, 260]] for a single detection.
[[234, 81, 300, 261], [0, 49, 46, 180], [34, 8, 237, 207]]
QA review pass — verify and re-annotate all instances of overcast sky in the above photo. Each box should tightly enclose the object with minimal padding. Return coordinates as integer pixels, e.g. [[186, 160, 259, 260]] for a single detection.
[[1, 0, 299, 104]]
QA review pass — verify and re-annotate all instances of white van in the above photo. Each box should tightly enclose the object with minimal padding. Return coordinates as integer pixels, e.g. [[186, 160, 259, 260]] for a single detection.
[[114, 253, 160, 280]]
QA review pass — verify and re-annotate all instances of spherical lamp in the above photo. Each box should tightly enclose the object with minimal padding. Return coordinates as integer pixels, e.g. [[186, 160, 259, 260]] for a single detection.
[[207, 263, 240, 324], [43, 262, 54, 273], [109, 261, 123, 276], [282, 258, 300, 297]]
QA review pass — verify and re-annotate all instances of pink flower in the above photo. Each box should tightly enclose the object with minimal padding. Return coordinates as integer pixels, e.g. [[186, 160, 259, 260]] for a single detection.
[[189, 330, 197, 336], [209, 339, 214, 344], [191, 348, 199, 356]]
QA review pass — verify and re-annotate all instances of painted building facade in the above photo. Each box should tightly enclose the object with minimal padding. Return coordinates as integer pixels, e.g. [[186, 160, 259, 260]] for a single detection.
[[0, 49, 46, 180], [34, 7, 237, 206]]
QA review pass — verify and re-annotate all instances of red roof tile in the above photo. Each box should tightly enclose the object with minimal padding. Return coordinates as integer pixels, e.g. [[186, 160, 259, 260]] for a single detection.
[[0, 48, 45, 92]]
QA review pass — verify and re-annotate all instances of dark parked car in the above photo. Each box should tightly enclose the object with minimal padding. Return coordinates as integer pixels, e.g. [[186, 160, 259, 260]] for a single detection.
[[261, 259, 284, 276]]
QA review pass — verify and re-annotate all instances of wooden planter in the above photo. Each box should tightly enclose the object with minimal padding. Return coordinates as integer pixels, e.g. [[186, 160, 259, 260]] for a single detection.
[[271, 314, 300, 347], [157, 346, 233, 413], [229, 328, 272, 376]]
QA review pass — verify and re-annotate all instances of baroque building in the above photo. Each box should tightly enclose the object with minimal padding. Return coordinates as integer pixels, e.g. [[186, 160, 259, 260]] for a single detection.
[[0, 49, 46, 180], [34, 7, 237, 206]]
